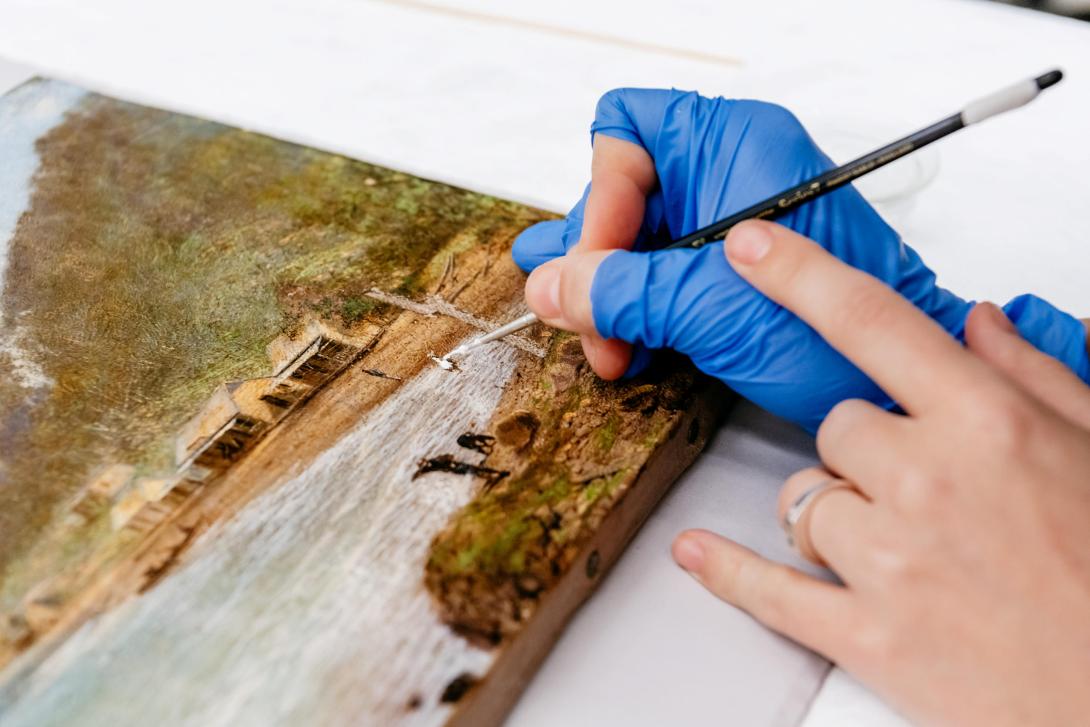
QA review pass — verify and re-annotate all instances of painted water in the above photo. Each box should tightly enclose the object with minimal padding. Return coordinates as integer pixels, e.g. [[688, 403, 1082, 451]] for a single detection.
[[0, 343, 519, 726]]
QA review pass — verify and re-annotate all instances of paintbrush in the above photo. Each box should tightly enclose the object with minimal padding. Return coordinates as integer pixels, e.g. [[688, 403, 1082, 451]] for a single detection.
[[440, 69, 1064, 367]]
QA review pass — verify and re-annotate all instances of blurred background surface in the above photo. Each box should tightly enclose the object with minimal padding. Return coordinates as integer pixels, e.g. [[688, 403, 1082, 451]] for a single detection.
[[995, 0, 1090, 20]]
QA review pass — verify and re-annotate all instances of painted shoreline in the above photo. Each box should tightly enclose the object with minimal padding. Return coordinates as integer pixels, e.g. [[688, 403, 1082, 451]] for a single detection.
[[0, 341, 519, 726], [0, 77, 704, 726], [0, 78, 551, 724], [0, 78, 548, 620]]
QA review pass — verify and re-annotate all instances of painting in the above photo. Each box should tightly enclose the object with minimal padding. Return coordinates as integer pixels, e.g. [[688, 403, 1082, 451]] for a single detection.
[[0, 78, 726, 725]]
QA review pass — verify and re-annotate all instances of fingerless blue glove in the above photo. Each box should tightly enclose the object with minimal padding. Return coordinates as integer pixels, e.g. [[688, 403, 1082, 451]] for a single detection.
[[513, 88, 1090, 432]]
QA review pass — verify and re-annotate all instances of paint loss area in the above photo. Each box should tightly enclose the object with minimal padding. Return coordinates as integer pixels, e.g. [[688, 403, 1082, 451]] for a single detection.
[[425, 335, 705, 644], [0, 87, 547, 615]]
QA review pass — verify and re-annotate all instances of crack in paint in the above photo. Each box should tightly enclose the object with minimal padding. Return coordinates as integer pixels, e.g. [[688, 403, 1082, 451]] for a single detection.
[[365, 289, 546, 358]]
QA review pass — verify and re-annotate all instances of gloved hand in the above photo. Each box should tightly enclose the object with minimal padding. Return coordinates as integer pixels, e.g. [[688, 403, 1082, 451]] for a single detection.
[[514, 88, 1090, 432]]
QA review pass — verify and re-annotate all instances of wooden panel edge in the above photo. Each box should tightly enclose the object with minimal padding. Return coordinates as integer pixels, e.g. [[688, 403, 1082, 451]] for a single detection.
[[445, 380, 734, 726]]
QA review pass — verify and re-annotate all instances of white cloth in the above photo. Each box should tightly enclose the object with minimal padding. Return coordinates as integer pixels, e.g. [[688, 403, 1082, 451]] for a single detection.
[[1, 1, 1088, 723]]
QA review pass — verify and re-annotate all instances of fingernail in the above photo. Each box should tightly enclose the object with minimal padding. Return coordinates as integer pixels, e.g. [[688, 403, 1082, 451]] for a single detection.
[[673, 536, 705, 573], [725, 222, 772, 265], [984, 302, 1016, 334], [526, 263, 563, 320]]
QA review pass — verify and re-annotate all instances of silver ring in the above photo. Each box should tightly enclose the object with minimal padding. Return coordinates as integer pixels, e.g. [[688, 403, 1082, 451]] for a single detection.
[[782, 478, 856, 550]]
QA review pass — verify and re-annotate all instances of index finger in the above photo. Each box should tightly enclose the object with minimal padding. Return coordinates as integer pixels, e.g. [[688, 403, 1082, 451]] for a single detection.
[[724, 220, 995, 414], [577, 134, 657, 252]]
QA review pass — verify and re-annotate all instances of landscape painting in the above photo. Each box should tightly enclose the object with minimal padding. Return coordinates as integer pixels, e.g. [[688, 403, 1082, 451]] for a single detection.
[[0, 79, 725, 726]]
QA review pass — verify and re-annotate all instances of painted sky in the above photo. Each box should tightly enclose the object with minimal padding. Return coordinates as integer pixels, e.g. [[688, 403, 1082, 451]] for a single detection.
[[0, 79, 84, 295], [0, 79, 85, 393]]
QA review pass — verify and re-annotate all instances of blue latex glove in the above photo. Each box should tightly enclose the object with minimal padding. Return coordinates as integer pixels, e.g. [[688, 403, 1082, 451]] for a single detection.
[[513, 88, 1090, 432]]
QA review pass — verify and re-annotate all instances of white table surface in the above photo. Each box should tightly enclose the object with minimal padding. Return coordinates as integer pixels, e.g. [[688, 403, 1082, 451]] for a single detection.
[[1, 1, 1088, 724]]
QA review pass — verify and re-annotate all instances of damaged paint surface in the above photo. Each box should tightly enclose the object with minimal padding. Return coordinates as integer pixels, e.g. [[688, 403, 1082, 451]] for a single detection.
[[425, 336, 707, 644], [0, 78, 723, 727], [0, 78, 548, 661]]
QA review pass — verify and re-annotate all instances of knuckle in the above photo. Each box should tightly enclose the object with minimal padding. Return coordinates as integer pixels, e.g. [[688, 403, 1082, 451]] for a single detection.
[[984, 327, 1030, 370], [967, 390, 1035, 454], [890, 469, 951, 515], [867, 542, 918, 582], [595, 88, 635, 122], [745, 101, 806, 134], [850, 621, 897, 664], [737, 101, 824, 166], [768, 238, 811, 290], [711, 551, 752, 606], [816, 399, 868, 457], [830, 281, 900, 335], [596, 87, 626, 108], [702, 557, 741, 603], [1011, 344, 1064, 379], [555, 261, 587, 327], [746, 564, 793, 626]]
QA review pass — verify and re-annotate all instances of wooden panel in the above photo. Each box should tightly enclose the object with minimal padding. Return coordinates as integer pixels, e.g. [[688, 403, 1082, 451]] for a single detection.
[[0, 78, 729, 725]]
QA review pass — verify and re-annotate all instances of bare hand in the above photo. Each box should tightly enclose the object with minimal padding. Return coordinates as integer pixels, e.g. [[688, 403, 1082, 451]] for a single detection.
[[670, 221, 1090, 726]]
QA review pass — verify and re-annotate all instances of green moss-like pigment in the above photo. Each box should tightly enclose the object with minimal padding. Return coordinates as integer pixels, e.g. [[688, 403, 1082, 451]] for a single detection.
[[595, 413, 620, 453], [0, 88, 549, 614], [428, 466, 631, 579], [426, 336, 699, 642]]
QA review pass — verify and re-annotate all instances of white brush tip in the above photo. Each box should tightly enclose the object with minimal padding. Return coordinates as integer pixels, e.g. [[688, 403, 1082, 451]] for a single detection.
[[428, 353, 456, 371]]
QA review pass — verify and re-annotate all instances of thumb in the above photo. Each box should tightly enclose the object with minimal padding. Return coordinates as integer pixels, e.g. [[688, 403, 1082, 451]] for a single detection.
[[523, 250, 610, 336], [525, 244, 741, 350], [527, 227, 896, 431], [524, 250, 632, 380], [525, 242, 759, 381]]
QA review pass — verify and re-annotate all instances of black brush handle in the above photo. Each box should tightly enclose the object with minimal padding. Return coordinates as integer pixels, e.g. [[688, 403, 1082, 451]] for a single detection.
[[664, 68, 1062, 251], [664, 114, 962, 250]]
